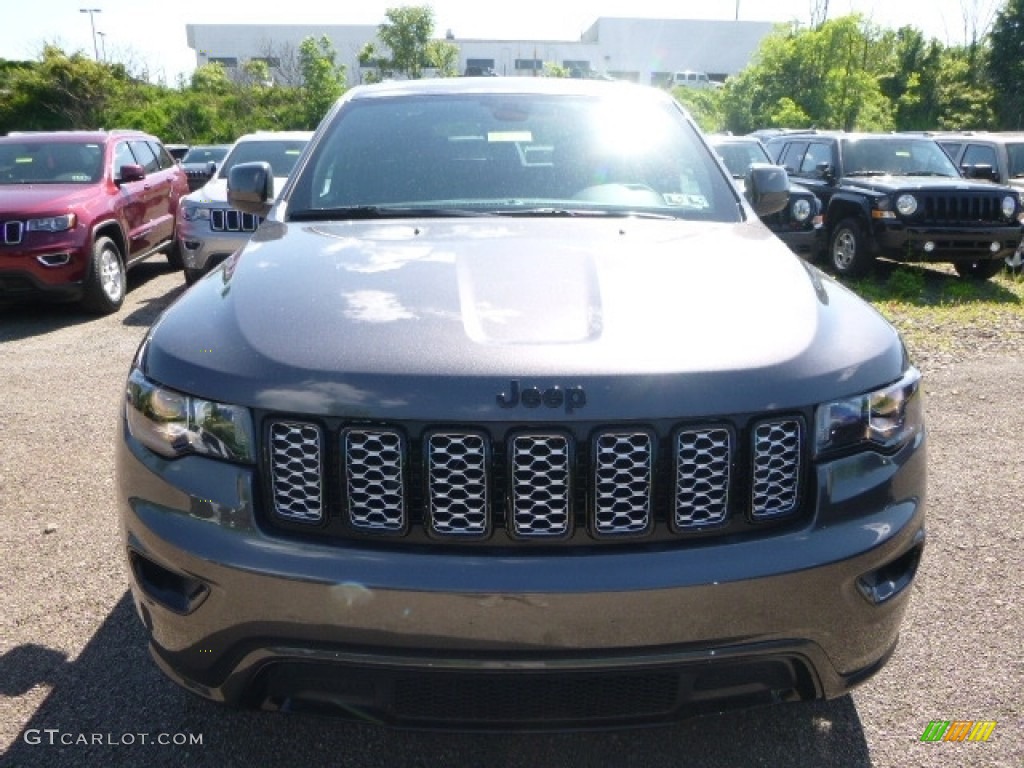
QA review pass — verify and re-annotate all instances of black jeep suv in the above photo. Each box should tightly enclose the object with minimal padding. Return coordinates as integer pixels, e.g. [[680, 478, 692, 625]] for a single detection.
[[766, 131, 1023, 279], [117, 79, 926, 728]]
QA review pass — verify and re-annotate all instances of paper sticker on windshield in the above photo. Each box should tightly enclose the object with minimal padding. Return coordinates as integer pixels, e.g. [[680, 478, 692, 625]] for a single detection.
[[663, 192, 709, 209], [488, 131, 533, 143]]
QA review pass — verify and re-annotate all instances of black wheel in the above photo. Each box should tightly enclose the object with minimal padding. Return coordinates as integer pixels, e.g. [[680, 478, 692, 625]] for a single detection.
[[81, 236, 126, 314], [828, 217, 873, 277], [1005, 249, 1022, 276], [183, 268, 204, 286], [166, 239, 184, 269], [954, 259, 1004, 280]]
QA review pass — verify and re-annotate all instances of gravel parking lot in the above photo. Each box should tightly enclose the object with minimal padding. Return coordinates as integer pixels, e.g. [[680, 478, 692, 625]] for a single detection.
[[1, 262, 1021, 768]]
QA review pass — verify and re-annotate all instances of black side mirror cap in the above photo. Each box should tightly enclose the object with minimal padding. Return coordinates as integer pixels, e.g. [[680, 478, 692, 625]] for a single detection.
[[746, 163, 790, 216], [228, 161, 274, 217]]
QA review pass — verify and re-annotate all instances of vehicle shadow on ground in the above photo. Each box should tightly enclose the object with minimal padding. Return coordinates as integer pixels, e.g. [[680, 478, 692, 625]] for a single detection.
[[2, 593, 871, 768], [0, 262, 184, 343]]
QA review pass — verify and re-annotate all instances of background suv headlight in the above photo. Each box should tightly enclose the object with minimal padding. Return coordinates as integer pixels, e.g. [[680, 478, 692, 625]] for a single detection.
[[180, 204, 212, 222], [895, 194, 918, 216], [125, 369, 254, 463], [791, 198, 812, 222], [26, 213, 77, 232], [814, 368, 923, 456], [1001, 195, 1017, 220]]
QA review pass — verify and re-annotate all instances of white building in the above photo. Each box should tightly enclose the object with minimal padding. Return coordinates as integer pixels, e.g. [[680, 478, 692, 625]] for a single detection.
[[185, 17, 776, 86]]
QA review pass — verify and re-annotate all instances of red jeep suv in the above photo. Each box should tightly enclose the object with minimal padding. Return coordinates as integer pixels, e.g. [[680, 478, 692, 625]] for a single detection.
[[0, 130, 189, 313]]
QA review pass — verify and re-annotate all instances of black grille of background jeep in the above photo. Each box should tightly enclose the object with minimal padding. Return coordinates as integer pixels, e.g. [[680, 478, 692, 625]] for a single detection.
[[918, 192, 1008, 225], [265, 417, 805, 544], [210, 208, 261, 232]]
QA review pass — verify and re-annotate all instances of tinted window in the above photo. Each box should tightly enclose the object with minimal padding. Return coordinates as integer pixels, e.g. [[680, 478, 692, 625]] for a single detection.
[[1007, 143, 1024, 178], [129, 140, 160, 174], [113, 142, 136, 180], [220, 140, 308, 178], [800, 142, 831, 175], [962, 144, 998, 170], [182, 146, 229, 164], [149, 141, 176, 170], [776, 141, 808, 172], [291, 93, 738, 222], [713, 140, 770, 177]]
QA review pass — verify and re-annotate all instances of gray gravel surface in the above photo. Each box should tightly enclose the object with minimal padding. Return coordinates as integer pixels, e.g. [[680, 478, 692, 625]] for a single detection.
[[1, 262, 1021, 767]]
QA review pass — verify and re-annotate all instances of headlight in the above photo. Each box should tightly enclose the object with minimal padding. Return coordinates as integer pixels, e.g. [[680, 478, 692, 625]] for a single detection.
[[791, 198, 812, 222], [181, 204, 212, 222], [1001, 195, 1017, 219], [125, 369, 254, 463], [815, 368, 923, 456], [895, 194, 918, 216], [26, 213, 77, 232]]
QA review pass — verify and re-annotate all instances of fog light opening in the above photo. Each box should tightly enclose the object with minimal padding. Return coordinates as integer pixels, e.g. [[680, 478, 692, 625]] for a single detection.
[[857, 540, 924, 605], [990, 241, 1001, 253], [129, 550, 210, 615], [922, 241, 936, 253], [36, 253, 71, 267]]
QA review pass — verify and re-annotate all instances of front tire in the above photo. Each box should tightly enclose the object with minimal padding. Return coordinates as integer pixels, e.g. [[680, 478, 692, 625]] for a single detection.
[[828, 218, 873, 277], [166, 239, 184, 269], [183, 267, 204, 286], [954, 259, 1004, 280], [81, 236, 126, 314]]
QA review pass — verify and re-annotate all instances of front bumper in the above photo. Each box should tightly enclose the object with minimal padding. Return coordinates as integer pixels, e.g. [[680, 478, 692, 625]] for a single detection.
[[874, 222, 1022, 261], [775, 226, 823, 258], [117, 421, 926, 728], [176, 223, 250, 273]]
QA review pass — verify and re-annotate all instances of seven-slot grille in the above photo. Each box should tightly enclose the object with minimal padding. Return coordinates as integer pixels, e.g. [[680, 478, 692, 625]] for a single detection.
[[919, 192, 1009, 225], [267, 419, 804, 539], [210, 208, 261, 232]]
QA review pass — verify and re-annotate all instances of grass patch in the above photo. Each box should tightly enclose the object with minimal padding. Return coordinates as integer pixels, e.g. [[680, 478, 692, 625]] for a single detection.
[[838, 261, 1024, 362]]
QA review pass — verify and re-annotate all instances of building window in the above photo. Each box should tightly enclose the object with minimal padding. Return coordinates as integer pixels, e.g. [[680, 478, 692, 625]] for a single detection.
[[208, 57, 238, 68], [252, 56, 281, 68], [514, 59, 542, 71], [466, 58, 495, 70], [562, 60, 590, 72]]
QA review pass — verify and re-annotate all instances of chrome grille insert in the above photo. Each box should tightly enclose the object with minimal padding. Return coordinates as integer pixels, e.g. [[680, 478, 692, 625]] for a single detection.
[[674, 427, 731, 529], [428, 432, 489, 536], [751, 419, 802, 519], [344, 429, 405, 532], [511, 434, 570, 538], [211, 208, 261, 232], [269, 421, 323, 523], [593, 431, 652, 535], [3, 221, 23, 245]]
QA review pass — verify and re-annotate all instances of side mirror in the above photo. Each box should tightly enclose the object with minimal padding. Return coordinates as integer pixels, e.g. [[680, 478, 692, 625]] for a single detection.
[[746, 163, 789, 216], [228, 161, 274, 217], [118, 164, 146, 183], [962, 163, 999, 182], [815, 161, 836, 183]]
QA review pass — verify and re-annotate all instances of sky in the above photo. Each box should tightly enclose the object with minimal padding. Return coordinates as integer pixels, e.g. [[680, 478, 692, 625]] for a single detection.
[[0, 0, 1006, 85]]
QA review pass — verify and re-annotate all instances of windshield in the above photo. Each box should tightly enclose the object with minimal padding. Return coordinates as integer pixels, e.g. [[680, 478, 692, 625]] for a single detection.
[[219, 140, 308, 178], [288, 92, 738, 221], [841, 138, 959, 177], [0, 141, 104, 184], [711, 140, 771, 177], [183, 145, 229, 164]]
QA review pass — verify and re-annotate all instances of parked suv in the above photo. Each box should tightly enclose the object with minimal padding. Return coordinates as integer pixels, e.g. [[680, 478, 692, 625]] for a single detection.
[[932, 132, 1024, 272], [0, 130, 189, 313], [118, 78, 926, 728], [179, 144, 231, 192], [176, 131, 312, 284], [766, 131, 1024, 279], [708, 134, 823, 258]]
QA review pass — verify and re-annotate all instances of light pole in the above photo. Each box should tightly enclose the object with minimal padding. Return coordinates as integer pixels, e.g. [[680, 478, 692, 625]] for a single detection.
[[80, 8, 102, 61]]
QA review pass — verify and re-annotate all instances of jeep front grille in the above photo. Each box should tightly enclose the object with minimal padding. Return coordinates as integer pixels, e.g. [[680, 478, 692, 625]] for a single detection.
[[3, 221, 23, 245], [266, 419, 805, 540], [920, 193, 1007, 225], [210, 208, 261, 232]]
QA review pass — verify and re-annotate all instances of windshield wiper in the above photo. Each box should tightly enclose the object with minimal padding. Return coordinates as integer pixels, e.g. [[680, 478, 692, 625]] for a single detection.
[[288, 206, 491, 221], [904, 171, 952, 177], [494, 207, 678, 220], [846, 170, 889, 177]]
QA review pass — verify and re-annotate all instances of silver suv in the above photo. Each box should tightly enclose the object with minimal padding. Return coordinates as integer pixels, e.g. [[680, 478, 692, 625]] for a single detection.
[[176, 131, 312, 284]]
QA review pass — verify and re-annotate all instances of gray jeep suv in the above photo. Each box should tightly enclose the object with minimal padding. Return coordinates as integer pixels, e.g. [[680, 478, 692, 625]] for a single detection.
[[117, 78, 926, 729]]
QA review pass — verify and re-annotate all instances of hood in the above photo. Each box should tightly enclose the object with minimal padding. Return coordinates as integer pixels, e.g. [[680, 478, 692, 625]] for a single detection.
[[0, 183, 99, 213], [844, 175, 1015, 194], [144, 217, 906, 420]]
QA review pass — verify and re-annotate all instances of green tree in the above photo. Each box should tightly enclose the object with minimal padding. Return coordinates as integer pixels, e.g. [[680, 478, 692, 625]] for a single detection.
[[989, 0, 1024, 128], [298, 36, 347, 128], [426, 39, 459, 77], [360, 5, 441, 80]]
